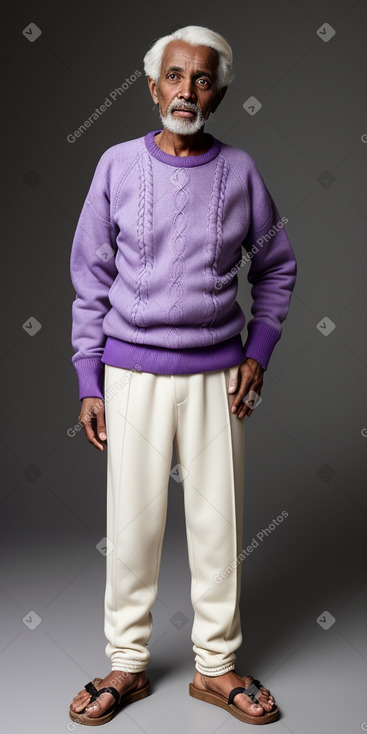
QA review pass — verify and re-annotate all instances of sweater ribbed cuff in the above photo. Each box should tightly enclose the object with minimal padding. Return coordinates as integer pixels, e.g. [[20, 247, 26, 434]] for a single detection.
[[73, 357, 105, 400], [242, 320, 282, 370]]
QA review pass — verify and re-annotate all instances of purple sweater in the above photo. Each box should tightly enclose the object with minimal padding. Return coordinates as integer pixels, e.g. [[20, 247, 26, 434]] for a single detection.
[[70, 129, 297, 400]]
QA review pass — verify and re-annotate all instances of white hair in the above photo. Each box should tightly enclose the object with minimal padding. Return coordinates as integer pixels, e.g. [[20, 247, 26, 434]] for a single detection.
[[143, 25, 234, 90]]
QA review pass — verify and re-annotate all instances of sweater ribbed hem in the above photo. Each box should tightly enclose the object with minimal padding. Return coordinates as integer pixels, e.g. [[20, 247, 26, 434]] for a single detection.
[[242, 320, 282, 370], [144, 129, 222, 167], [101, 334, 246, 374], [73, 324, 281, 400], [73, 357, 105, 401]]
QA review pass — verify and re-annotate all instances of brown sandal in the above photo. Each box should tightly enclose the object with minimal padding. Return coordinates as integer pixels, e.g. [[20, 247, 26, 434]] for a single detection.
[[189, 677, 279, 725], [69, 676, 151, 726]]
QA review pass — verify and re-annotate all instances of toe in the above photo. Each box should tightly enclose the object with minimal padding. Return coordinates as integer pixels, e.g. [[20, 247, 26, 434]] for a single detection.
[[259, 684, 273, 699], [84, 703, 100, 717], [233, 692, 264, 717], [259, 697, 274, 711], [258, 685, 275, 706], [240, 676, 275, 713], [71, 701, 85, 712], [84, 692, 113, 718], [255, 689, 274, 709], [84, 700, 101, 717], [71, 692, 91, 712]]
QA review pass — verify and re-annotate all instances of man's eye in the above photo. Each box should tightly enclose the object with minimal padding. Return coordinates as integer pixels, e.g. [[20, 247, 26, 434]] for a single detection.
[[198, 79, 209, 86]]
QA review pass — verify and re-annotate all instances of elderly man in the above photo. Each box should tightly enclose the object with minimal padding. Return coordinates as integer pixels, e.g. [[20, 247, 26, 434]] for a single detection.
[[69, 25, 296, 726]]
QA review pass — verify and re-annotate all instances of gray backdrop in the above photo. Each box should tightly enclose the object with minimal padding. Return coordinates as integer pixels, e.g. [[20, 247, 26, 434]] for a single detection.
[[1, 0, 366, 732]]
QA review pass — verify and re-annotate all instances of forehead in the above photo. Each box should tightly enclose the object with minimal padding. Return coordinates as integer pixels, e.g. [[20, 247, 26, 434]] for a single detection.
[[161, 39, 219, 73]]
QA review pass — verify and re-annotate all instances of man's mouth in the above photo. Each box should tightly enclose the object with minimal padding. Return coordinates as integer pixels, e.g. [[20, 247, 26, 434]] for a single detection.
[[172, 108, 196, 117]]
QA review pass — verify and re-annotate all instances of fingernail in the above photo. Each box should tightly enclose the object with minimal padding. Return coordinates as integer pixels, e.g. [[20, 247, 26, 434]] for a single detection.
[[99, 433, 106, 440]]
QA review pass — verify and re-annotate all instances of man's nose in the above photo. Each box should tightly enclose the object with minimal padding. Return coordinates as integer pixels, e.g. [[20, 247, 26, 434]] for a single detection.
[[178, 78, 197, 101]]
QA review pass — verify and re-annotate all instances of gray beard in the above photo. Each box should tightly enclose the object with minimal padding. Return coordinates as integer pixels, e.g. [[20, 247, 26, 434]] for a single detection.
[[159, 104, 209, 136]]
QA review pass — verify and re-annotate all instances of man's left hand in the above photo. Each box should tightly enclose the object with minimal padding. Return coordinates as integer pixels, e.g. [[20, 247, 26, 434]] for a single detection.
[[227, 358, 264, 420]]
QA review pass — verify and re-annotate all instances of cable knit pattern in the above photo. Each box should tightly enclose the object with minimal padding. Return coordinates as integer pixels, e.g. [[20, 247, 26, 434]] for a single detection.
[[166, 168, 190, 348], [131, 150, 154, 343], [202, 155, 229, 344]]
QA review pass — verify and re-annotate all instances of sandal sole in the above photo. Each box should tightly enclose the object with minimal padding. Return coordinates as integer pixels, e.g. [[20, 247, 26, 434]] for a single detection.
[[189, 682, 279, 725]]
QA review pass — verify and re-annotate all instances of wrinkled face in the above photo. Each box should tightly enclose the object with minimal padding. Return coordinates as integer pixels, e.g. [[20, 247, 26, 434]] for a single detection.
[[148, 39, 226, 135]]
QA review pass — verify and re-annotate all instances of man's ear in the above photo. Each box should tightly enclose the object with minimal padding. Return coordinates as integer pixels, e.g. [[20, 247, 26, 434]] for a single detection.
[[211, 85, 228, 113], [147, 76, 159, 105]]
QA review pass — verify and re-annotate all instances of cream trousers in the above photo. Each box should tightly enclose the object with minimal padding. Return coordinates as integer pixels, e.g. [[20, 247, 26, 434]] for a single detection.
[[103, 363, 245, 676]]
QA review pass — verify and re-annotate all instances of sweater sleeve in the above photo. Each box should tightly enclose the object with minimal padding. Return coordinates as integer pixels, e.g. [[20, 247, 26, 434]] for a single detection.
[[70, 151, 118, 400], [241, 160, 297, 370]]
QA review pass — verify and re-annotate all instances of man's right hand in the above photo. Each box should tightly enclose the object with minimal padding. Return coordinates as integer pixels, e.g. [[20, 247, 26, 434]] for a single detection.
[[78, 397, 107, 451]]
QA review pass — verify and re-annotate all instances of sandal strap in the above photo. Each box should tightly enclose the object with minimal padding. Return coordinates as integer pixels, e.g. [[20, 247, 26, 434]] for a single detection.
[[84, 682, 99, 699], [84, 681, 120, 708], [228, 686, 247, 706], [228, 680, 261, 706]]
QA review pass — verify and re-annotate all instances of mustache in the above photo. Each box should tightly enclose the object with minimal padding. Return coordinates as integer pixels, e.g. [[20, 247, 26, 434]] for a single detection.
[[168, 100, 200, 114]]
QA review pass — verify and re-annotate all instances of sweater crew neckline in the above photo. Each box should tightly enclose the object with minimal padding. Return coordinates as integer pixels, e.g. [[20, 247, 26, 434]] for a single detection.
[[144, 129, 221, 167]]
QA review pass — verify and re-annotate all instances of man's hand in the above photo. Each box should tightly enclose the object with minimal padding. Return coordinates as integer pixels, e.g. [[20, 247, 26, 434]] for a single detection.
[[227, 358, 264, 420], [78, 397, 107, 451]]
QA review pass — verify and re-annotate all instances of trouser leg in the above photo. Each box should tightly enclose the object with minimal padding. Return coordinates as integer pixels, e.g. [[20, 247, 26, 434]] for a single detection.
[[103, 365, 175, 672], [174, 366, 245, 676]]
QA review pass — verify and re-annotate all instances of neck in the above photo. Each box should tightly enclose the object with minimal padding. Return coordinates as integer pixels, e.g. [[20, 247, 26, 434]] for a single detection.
[[154, 127, 209, 157]]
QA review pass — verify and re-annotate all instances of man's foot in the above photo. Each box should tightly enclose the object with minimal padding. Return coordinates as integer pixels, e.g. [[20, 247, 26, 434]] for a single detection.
[[192, 669, 276, 718], [70, 670, 148, 720]]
